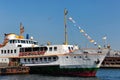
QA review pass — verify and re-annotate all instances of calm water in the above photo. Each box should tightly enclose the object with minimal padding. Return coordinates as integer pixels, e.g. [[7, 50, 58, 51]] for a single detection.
[[0, 69, 120, 80]]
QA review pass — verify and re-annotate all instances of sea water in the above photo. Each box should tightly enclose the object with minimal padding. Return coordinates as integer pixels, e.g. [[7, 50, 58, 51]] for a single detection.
[[0, 69, 120, 80]]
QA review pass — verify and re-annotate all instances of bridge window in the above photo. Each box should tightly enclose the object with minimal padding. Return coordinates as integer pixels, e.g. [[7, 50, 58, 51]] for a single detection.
[[54, 47, 57, 51], [49, 47, 52, 51], [34, 42, 38, 45], [26, 41, 28, 44], [18, 40, 20, 43], [9, 40, 12, 43]]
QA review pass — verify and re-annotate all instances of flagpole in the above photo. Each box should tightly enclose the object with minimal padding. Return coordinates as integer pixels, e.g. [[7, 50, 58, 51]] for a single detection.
[[64, 8, 68, 45], [20, 22, 22, 36]]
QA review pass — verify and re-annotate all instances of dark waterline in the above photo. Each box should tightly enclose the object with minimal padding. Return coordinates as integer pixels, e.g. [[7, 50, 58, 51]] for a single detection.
[[0, 69, 120, 80]]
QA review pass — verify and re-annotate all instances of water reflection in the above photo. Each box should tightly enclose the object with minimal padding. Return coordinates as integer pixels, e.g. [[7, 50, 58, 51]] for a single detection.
[[0, 74, 100, 80]]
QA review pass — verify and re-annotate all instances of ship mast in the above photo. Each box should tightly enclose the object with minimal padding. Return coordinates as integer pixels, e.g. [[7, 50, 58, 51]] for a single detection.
[[64, 8, 68, 45]]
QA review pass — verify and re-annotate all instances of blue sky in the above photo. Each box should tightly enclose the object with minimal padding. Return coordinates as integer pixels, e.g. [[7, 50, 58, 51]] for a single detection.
[[0, 0, 120, 49]]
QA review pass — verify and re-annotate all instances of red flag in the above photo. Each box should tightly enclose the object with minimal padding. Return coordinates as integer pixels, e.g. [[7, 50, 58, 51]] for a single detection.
[[20, 22, 24, 35]]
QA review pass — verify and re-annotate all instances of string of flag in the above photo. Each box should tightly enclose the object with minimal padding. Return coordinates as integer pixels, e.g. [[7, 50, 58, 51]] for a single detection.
[[68, 16, 101, 47]]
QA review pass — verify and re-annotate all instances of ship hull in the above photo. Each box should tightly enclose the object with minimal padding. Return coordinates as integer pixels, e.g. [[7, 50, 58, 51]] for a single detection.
[[21, 49, 108, 77], [29, 65, 98, 77]]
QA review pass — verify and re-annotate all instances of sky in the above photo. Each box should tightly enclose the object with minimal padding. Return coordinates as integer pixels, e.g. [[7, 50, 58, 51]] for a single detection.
[[0, 0, 120, 50]]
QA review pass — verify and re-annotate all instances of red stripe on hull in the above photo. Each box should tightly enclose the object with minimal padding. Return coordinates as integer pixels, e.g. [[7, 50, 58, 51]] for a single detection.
[[56, 71, 96, 77]]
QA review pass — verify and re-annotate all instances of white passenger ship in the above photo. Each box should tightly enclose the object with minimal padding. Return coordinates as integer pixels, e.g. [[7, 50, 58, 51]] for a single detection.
[[0, 32, 108, 76]]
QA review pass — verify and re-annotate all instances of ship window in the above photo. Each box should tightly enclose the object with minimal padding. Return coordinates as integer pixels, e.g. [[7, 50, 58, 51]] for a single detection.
[[28, 59, 30, 62], [18, 40, 20, 43], [34, 42, 38, 45], [35, 58, 38, 61], [32, 58, 34, 61], [68, 47, 71, 50], [29, 41, 31, 44], [44, 57, 47, 61], [24, 59, 26, 62], [18, 45, 22, 47], [20, 48, 24, 52], [9, 40, 12, 43], [8, 50, 10, 53], [48, 57, 51, 61], [71, 47, 73, 50], [26, 41, 28, 44], [15, 40, 17, 43], [53, 57, 56, 60], [74, 56, 76, 58], [12, 40, 15, 43], [39, 58, 42, 61], [25, 48, 32, 52], [1, 50, 3, 54], [4, 50, 6, 54], [33, 47, 39, 51], [21, 40, 25, 43], [21, 40, 23, 43], [35, 42, 38, 45], [23, 40, 25, 43], [54, 47, 57, 51], [30, 41, 33, 44], [11, 50, 13, 53], [33, 42, 35, 44], [49, 47, 52, 51], [14, 49, 16, 53]]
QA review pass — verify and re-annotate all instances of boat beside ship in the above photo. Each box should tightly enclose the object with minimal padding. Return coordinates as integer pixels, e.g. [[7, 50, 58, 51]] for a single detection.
[[101, 48, 120, 68]]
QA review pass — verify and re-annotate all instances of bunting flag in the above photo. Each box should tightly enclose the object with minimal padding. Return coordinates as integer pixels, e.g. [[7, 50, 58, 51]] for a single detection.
[[20, 22, 24, 35], [78, 26, 81, 29], [90, 39, 94, 43], [80, 29, 84, 33], [87, 36, 92, 40], [102, 36, 107, 40], [68, 16, 100, 47], [68, 17, 76, 23], [94, 42, 97, 45]]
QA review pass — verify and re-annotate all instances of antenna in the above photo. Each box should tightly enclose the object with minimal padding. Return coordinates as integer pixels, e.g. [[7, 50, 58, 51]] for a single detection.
[[64, 8, 68, 45]]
